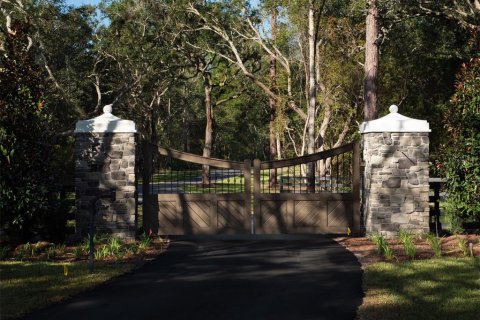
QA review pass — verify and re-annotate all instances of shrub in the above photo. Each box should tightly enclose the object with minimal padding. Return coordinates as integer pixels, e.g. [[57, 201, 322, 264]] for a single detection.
[[0, 246, 11, 260], [0, 19, 55, 240], [438, 58, 480, 231]]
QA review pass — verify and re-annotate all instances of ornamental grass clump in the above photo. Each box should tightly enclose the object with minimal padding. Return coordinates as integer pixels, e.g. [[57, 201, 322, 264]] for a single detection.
[[138, 232, 152, 250], [426, 234, 442, 258], [458, 238, 469, 257], [369, 233, 386, 254], [369, 233, 395, 261], [398, 230, 416, 260], [108, 236, 124, 256], [382, 242, 395, 261]]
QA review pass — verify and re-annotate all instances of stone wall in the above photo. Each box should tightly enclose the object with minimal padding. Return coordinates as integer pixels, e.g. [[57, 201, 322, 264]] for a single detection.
[[75, 132, 136, 239], [362, 132, 430, 238]]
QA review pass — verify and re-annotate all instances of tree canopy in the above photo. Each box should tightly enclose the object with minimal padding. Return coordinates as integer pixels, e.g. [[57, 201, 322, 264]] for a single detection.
[[1, 0, 478, 238]]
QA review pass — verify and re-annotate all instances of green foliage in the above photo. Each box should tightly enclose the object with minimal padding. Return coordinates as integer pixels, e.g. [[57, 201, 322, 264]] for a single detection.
[[0, 19, 56, 240], [138, 232, 152, 250], [0, 246, 11, 260], [94, 245, 110, 261], [398, 230, 416, 260], [426, 234, 442, 258], [457, 238, 469, 257], [45, 247, 57, 260], [369, 233, 386, 253], [369, 233, 395, 260], [439, 58, 480, 231], [73, 246, 84, 260], [0, 261, 133, 319], [361, 258, 480, 320], [382, 242, 395, 261]]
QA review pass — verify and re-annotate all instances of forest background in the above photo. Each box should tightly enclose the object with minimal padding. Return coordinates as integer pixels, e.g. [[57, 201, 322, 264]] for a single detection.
[[1, 0, 479, 241]]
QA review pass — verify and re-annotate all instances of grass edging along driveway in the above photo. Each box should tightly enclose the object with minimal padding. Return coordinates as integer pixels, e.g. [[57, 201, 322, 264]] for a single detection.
[[358, 257, 480, 320], [0, 261, 134, 320]]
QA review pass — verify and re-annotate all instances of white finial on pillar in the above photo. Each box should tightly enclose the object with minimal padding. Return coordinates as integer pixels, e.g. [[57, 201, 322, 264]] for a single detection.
[[389, 104, 398, 113], [75, 103, 136, 133], [103, 104, 113, 114]]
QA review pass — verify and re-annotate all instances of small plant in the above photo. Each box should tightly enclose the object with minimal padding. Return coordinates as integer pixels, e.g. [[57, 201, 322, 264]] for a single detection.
[[82, 236, 92, 253], [382, 242, 395, 261], [458, 238, 469, 257], [45, 247, 57, 260], [94, 245, 110, 261], [369, 233, 387, 254], [73, 246, 84, 260], [398, 230, 416, 260], [23, 243, 35, 257], [138, 232, 152, 250], [14, 246, 27, 261], [127, 243, 139, 255], [108, 236, 124, 255], [54, 244, 66, 255], [426, 234, 442, 258], [398, 230, 413, 243], [369, 233, 395, 260], [0, 246, 11, 260]]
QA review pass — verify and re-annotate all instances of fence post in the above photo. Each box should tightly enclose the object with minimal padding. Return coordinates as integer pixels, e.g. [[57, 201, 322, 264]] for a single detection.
[[243, 159, 253, 234], [253, 159, 261, 233], [141, 142, 153, 234], [352, 141, 361, 234]]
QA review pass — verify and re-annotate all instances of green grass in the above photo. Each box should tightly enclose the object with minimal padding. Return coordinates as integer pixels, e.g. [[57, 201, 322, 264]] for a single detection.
[[0, 261, 134, 319], [359, 257, 480, 320], [150, 170, 201, 183]]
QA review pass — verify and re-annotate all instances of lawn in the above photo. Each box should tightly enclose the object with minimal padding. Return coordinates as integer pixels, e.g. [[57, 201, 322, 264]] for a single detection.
[[358, 257, 480, 320], [0, 261, 134, 319]]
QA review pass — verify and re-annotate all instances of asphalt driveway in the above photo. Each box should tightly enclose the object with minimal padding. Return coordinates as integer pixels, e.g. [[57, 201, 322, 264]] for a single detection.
[[24, 237, 363, 320]]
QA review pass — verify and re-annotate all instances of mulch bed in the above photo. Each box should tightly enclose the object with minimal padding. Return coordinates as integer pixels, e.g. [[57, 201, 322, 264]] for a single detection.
[[335, 234, 480, 266], [6, 238, 169, 267]]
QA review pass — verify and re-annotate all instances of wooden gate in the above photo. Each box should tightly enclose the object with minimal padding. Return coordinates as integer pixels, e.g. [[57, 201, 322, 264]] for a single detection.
[[254, 142, 360, 234], [141, 142, 359, 235], [141, 145, 251, 235]]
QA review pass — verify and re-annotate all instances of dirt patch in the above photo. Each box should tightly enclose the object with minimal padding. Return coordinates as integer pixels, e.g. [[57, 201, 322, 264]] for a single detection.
[[335, 234, 480, 266]]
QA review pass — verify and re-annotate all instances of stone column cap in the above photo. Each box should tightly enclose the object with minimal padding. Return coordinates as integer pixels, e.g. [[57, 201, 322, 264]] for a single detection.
[[360, 105, 430, 133], [74, 104, 137, 133]]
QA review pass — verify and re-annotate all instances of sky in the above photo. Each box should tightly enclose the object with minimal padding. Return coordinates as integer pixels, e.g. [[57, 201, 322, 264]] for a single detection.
[[66, 0, 261, 7], [65, 0, 102, 6]]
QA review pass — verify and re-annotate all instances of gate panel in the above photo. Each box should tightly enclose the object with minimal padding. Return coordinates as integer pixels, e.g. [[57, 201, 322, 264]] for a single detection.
[[217, 200, 246, 233], [254, 142, 360, 234], [143, 142, 359, 235], [327, 200, 353, 229], [294, 200, 325, 230], [146, 146, 251, 235]]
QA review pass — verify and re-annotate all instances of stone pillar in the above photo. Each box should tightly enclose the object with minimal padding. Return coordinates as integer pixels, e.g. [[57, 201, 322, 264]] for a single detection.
[[74, 105, 137, 239], [360, 105, 430, 238]]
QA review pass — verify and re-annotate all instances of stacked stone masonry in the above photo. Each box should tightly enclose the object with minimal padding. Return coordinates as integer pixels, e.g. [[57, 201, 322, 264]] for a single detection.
[[75, 132, 136, 239], [362, 132, 430, 238]]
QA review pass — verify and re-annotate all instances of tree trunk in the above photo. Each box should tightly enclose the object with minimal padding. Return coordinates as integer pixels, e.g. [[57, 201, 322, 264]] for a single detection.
[[269, 5, 278, 187], [307, 0, 317, 192], [202, 73, 213, 186], [364, 0, 379, 121]]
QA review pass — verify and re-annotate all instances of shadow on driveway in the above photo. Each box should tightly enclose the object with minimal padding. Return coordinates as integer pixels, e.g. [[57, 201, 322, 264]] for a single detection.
[[24, 237, 363, 320]]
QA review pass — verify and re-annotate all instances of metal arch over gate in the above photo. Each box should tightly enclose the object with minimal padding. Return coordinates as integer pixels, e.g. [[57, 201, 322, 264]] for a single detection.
[[141, 142, 360, 235]]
